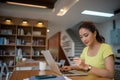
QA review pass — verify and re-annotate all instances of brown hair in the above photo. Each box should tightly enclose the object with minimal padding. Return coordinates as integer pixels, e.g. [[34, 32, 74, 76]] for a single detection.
[[78, 21, 105, 43]]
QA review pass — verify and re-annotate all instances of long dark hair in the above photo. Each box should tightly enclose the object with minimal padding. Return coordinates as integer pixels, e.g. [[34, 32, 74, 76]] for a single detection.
[[78, 21, 105, 43]]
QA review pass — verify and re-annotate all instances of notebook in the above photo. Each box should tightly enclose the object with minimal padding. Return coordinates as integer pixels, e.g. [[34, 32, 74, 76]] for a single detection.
[[41, 50, 88, 76]]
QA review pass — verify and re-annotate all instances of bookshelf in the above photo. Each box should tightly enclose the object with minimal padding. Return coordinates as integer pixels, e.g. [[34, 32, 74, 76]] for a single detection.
[[0, 16, 48, 71]]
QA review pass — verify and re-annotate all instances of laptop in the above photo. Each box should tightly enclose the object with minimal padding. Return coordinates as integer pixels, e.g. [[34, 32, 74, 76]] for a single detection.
[[41, 50, 88, 76]]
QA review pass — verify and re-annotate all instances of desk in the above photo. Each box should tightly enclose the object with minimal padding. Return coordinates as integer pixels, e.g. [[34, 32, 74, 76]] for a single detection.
[[9, 70, 112, 80], [10, 61, 112, 80]]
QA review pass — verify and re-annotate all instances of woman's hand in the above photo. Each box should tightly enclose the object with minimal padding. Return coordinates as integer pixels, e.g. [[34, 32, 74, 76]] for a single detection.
[[73, 57, 87, 70], [60, 66, 72, 72]]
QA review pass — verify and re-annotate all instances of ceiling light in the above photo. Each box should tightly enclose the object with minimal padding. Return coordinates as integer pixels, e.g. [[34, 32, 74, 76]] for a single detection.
[[57, 9, 67, 16], [22, 20, 28, 24], [47, 29, 50, 32], [5, 19, 12, 24], [5, 19, 12, 23], [36, 21, 44, 27], [54, 0, 79, 16], [6, 1, 47, 9], [37, 21, 43, 25], [81, 10, 114, 17]]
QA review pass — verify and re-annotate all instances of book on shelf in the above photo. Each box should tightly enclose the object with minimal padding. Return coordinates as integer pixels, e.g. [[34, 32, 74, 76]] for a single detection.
[[34, 51, 40, 56], [0, 37, 9, 45], [18, 28, 24, 35], [0, 37, 4, 45], [33, 31, 41, 36], [0, 49, 5, 55], [1, 29, 12, 35], [9, 60, 14, 67]]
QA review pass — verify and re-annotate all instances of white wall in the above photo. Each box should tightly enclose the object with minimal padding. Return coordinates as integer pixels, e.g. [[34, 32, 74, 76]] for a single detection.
[[48, 18, 120, 54], [97, 19, 120, 53], [48, 23, 71, 39]]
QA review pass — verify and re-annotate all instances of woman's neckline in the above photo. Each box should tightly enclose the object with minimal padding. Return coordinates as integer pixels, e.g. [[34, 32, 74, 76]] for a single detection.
[[87, 43, 102, 57]]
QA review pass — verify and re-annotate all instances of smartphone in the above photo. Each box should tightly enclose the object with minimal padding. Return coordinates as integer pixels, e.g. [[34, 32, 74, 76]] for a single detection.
[[35, 75, 57, 79]]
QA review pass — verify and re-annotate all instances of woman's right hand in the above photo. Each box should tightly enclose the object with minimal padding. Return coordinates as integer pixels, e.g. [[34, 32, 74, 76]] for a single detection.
[[60, 66, 72, 72]]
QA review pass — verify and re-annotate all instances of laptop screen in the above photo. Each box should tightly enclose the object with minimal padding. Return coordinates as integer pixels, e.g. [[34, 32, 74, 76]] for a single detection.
[[41, 50, 62, 75]]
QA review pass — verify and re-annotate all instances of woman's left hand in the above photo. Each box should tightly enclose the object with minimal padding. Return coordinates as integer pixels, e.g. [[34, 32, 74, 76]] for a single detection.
[[73, 57, 87, 70]]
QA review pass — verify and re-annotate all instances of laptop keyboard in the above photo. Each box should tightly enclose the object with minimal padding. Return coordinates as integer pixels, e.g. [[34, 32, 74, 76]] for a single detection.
[[61, 71, 74, 74]]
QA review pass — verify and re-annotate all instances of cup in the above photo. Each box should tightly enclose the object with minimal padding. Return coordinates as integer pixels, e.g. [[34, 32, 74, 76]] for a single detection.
[[39, 61, 46, 70]]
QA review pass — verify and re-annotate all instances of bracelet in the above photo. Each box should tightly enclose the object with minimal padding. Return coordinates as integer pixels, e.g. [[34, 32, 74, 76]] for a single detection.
[[86, 65, 92, 72]]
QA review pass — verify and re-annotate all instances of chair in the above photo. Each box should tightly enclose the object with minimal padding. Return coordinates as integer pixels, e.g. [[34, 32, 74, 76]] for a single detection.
[[0, 63, 13, 80], [4, 63, 13, 80], [0, 65, 4, 80]]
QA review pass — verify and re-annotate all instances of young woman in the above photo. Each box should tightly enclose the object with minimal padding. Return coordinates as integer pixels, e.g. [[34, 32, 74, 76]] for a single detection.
[[61, 21, 114, 78]]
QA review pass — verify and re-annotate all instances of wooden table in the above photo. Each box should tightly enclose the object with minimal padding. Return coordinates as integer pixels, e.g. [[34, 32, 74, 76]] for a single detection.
[[9, 70, 112, 80], [10, 61, 112, 80]]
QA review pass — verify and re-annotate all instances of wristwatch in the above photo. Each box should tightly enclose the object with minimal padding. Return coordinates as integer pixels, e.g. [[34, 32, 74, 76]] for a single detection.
[[86, 65, 92, 72]]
